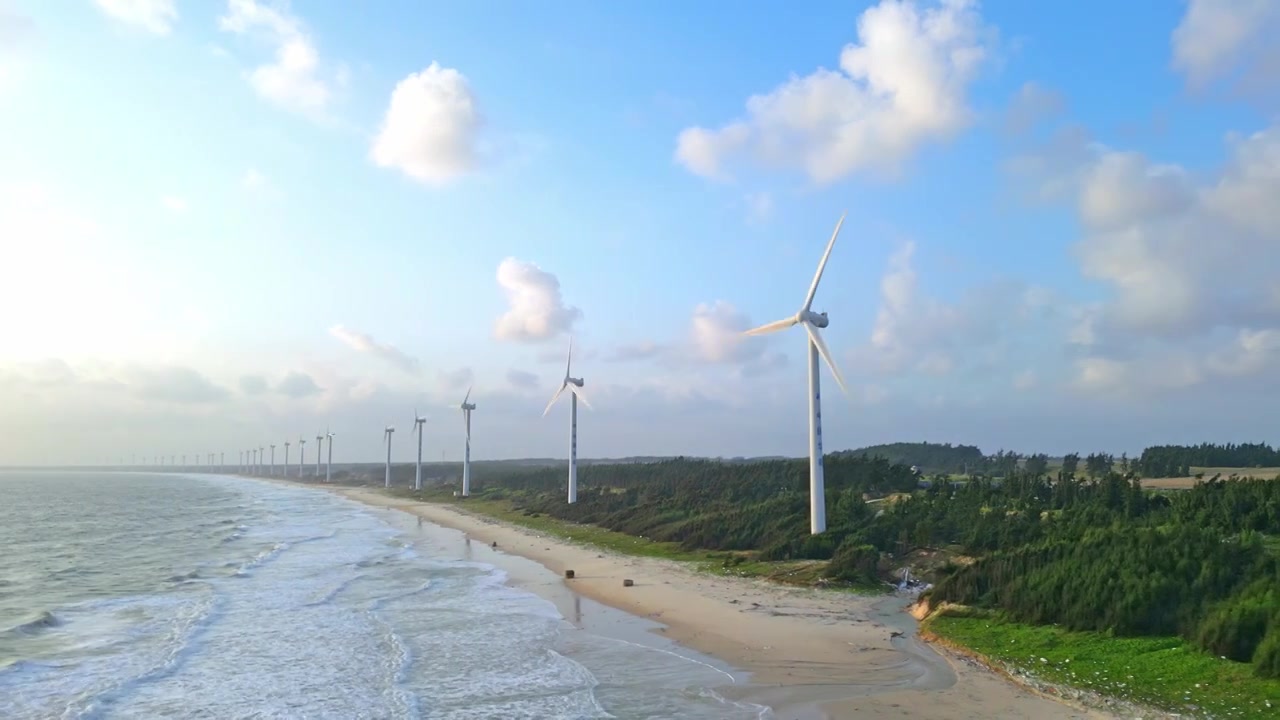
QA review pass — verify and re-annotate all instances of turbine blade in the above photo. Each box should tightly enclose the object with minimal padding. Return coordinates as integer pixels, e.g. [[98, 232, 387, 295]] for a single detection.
[[744, 317, 797, 336], [803, 322, 849, 396], [462, 385, 471, 405], [802, 212, 846, 311], [543, 383, 567, 417], [569, 384, 592, 410], [565, 336, 573, 379]]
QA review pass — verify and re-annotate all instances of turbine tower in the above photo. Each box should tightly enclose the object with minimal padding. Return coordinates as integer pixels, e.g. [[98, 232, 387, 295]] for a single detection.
[[411, 410, 426, 491], [325, 428, 334, 483], [284, 441, 291, 477], [270, 444, 276, 476], [220, 452, 224, 472], [543, 337, 590, 503], [742, 213, 850, 535], [383, 426, 395, 488], [298, 436, 306, 479], [315, 432, 324, 478], [258, 446, 264, 474], [459, 386, 476, 497]]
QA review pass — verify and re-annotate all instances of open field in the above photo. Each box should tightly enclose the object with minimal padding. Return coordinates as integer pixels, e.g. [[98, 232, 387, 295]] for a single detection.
[[925, 611, 1280, 720], [1142, 467, 1280, 489]]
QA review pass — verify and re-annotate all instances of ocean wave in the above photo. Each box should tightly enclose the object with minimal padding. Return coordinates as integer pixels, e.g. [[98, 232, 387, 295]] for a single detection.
[[1, 611, 61, 638]]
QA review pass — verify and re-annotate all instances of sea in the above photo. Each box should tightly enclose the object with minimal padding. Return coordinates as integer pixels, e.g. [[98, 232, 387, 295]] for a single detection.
[[0, 471, 772, 719]]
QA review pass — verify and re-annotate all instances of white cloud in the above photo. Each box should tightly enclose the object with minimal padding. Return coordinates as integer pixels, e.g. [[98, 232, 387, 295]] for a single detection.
[[92, 0, 177, 35], [675, 0, 990, 184], [239, 374, 269, 395], [851, 240, 1062, 380], [493, 258, 581, 343], [370, 63, 483, 186], [1004, 82, 1065, 135], [506, 368, 539, 390], [161, 195, 188, 213], [119, 365, 230, 404], [218, 0, 340, 117], [689, 301, 786, 375], [1171, 0, 1280, 94], [276, 370, 322, 398], [1017, 123, 1280, 341], [328, 324, 421, 375]]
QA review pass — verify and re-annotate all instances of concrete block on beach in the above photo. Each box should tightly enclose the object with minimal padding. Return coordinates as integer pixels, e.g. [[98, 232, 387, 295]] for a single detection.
[[623, 578, 634, 587]]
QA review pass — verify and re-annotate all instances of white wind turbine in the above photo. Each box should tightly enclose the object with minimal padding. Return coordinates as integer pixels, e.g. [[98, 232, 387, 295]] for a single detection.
[[325, 428, 334, 483], [383, 425, 395, 488], [459, 386, 476, 498], [543, 337, 590, 504], [270, 444, 276, 476], [410, 410, 426, 491], [743, 213, 850, 535], [298, 436, 307, 478], [315, 432, 324, 478], [258, 446, 264, 475], [284, 441, 291, 477]]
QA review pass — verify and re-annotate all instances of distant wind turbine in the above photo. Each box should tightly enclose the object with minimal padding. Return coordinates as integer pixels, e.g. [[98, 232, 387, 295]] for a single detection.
[[411, 409, 426, 491], [298, 436, 307, 478], [258, 446, 264, 475], [383, 426, 395, 488], [325, 428, 334, 483], [270, 444, 276, 476], [220, 452, 224, 472], [284, 441, 291, 477], [742, 213, 850, 535], [459, 386, 476, 497], [543, 337, 590, 504], [315, 432, 324, 478]]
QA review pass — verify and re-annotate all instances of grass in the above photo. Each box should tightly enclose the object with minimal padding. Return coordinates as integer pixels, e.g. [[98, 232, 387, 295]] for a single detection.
[[926, 610, 1280, 719], [396, 487, 885, 592]]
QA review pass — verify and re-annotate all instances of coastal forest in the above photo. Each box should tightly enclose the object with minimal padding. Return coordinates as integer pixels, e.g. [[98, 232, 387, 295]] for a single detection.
[[427, 441, 1280, 683]]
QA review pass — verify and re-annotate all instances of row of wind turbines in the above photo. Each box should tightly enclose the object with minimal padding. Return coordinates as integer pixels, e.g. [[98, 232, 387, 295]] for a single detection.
[[146, 215, 849, 536]]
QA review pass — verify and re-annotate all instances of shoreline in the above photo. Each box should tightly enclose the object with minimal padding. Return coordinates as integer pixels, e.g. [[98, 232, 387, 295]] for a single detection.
[[272, 479, 1112, 720]]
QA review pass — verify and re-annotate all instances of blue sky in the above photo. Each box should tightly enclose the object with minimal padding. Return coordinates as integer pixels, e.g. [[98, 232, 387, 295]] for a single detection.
[[2, 0, 1278, 465]]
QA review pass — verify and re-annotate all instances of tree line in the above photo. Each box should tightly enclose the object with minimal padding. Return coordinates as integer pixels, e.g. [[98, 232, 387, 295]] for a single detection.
[[438, 454, 1280, 679]]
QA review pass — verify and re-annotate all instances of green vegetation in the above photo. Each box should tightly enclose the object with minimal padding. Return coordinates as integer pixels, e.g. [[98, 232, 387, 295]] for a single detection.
[[926, 610, 1280, 718], [383, 445, 1280, 712], [838, 441, 984, 474], [1140, 443, 1280, 478]]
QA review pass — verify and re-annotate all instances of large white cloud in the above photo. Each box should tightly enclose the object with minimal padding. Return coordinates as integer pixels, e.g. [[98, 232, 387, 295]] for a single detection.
[[92, 0, 177, 35], [675, 0, 990, 184], [370, 63, 482, 186], [493, 258, 581, 343], [1171, 0, 1280, 96], [1010, 119, 1280, 396], [218, 0, 342, 117]]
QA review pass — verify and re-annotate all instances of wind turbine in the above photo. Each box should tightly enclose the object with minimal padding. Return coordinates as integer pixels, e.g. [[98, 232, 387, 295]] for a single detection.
[[284, 441, 291, 477], [459, 386, 476, 497], [411, 410, 426, 491], [298, 436, 307, 478], [315, 432, 324, 478], [325, 428, 334, 482], [742, 213, 850, 535], [258, 446, 264, 474], [270, 444, 276, 476], [383, 426, 395, 488], [543, 337, 590, 503]]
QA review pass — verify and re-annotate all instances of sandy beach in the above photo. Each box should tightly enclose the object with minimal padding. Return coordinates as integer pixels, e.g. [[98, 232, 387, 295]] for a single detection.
[[295, 482, 1113, 719]]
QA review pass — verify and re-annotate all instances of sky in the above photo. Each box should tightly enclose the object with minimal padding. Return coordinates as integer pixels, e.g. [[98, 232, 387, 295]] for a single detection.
[[1, 0, 1279, 465]]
